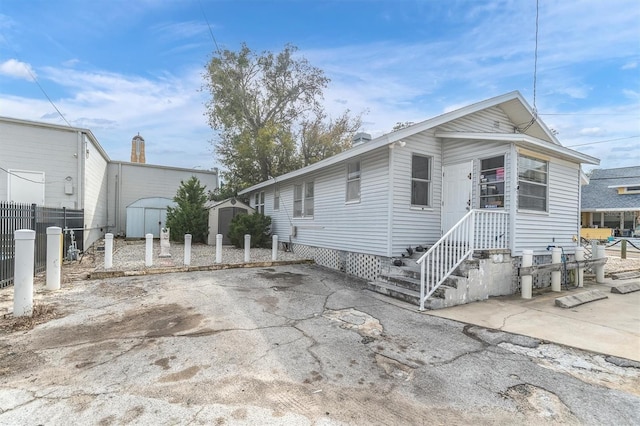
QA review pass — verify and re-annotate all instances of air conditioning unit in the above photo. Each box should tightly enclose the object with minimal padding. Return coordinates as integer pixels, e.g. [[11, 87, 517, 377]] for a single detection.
[[291, 226, 297, 237]]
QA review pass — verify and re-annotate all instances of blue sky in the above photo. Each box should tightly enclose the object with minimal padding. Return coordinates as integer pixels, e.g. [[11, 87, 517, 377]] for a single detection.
[[1, 0, 638, 173]]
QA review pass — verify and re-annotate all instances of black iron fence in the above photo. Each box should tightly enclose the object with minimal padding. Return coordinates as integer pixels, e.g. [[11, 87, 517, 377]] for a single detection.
[[0, 202, 84, 288]]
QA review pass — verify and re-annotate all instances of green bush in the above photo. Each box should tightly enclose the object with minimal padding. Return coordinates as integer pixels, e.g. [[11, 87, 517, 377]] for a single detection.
[[228, 212, 272, 248], [166, 177, 209, 243]]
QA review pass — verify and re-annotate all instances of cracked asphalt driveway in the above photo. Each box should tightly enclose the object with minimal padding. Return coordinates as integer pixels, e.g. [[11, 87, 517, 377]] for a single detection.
[[1, 264, 639, 425]]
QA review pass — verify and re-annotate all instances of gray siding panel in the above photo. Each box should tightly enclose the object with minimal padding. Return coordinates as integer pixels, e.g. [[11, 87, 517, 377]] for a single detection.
[[437, 106, 513, 133], [514, 158, 580, 255], [82, 136, 110, 248]]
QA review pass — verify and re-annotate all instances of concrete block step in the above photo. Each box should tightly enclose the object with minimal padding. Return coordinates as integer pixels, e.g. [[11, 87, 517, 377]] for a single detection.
[[555, 290, 608, 308], [367, 280, 421, 305], [610, 282, 640, 294]]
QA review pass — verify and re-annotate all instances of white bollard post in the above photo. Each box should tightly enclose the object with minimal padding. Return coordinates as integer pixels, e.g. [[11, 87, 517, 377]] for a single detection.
[[575, 247, 584, 288], [14, 229, 35, 317], [184, 234, 192, 266], [104, 233, 114, 269], [595, 244, 606, 284], [244, 234, 251, 262], [272, 235, 278, 261], [216, 234, 223, 263], [551, 247, 562, 292], [145, 233, 153, 267], [521, 249, 533, 299], [46, 226, 62, 290]]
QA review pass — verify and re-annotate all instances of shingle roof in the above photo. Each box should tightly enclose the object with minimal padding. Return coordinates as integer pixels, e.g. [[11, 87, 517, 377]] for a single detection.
[[581, 166, 640, 210]]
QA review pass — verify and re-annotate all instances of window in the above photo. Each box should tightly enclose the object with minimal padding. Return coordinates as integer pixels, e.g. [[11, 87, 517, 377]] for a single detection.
[[293, 185, 303, 217], [273, 186, 280, 210], [305, 182, 314, 217], [254, 191, 265, 214], [518, 154, 548, 212], [346, 161, 361, 202], [293, 182, 314, 218], [411, 155, 431, 206], [479, 156, 505, 208]]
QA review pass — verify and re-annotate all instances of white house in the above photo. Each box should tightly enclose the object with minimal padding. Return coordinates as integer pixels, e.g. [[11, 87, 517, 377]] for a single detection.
[[239, 91, 600, 308], [0, 116, 218, 248]]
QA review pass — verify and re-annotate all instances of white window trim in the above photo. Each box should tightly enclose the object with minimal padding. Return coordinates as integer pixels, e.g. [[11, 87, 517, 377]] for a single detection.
[[411, 154, 432, 207], [293, 181, 315, 218], [273, 186, 280, 211], [254, 191, 265, 214], [517, 154, 549, 213], [346, 160, 361, 204]]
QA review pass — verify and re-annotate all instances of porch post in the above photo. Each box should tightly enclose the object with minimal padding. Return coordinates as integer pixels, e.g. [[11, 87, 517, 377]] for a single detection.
[[594, 244, 606, 284], [575, 247, 584, 288], [551, 247, 562, 292]]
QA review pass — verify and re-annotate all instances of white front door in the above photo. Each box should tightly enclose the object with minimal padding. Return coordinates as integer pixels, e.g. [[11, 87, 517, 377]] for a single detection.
[[442, 161, 473, 233]]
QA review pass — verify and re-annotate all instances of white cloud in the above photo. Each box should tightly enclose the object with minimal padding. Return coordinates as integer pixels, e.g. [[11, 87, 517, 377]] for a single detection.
[[579, 127, 605, 136], [0, 58, 35, 80], [621, 61, 637, 70]]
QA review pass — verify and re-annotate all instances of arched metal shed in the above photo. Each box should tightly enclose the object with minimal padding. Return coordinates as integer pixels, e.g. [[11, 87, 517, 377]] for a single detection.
[[126, 197, 176, 238]]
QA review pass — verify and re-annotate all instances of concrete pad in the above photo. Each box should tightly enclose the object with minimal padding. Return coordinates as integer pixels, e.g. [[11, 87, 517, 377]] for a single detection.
[[554, 290, 608, 308], [426, 282, 640, 362], [611, 282, 640, 294]]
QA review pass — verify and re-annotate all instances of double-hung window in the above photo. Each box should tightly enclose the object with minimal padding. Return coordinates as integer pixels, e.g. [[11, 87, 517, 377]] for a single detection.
[[293, 182, 314, 218], [411, 155, 432, 207], [346, 161, 361, 202], [479, 156, 505, 208], [254, 191, 265, 214], [518, 154, 548, 212], [273, 186, 280, 211]]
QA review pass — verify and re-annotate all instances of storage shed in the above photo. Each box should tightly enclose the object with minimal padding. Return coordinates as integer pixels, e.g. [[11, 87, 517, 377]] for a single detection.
[[206, 198, 254, 245], [126, 197, 176, 238]]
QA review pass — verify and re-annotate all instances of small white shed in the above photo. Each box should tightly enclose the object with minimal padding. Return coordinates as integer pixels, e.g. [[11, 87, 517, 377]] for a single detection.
[[126, 197, 176, 238], [206, 198, 254, 245]]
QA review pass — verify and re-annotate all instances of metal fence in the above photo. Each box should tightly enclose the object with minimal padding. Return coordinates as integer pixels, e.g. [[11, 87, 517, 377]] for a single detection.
[[0, 202, 84, 288]]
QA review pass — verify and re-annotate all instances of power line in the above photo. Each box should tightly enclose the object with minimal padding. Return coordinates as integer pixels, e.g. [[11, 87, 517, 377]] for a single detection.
[[532, 0, 539, 110], [0, 166, 45, 184], [565, 135, 640, 148], [540, 113, 639, 116]]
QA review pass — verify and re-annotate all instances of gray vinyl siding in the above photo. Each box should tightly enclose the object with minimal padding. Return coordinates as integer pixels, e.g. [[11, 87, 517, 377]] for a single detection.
[[0, 121, 81, 208], [437, 106, 512, 133], [514, 158, 581, 255], [390, 131, 443, 256], [83, 136, 110, 248], [251, 148, 391, 256]]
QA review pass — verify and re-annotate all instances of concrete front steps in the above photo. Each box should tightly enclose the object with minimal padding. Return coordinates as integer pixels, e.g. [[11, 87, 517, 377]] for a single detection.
[[367, 252, 513, 309]]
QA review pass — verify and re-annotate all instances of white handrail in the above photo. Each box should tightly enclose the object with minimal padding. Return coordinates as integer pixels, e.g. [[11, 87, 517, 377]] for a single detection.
[[416, 209, 508, 310]]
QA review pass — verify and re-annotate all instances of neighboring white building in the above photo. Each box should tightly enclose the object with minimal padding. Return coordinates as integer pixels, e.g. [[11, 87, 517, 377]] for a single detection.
[[0, 116, 218, 248], [239, 91, 600, 306]]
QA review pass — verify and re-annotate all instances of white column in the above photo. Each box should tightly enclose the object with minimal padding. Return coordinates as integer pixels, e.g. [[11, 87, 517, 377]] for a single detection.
[[551, 247, 562, 292], [521, 249, 533, 299], [595, 244, 606, 283], [216, 234, 222, 263], [244, 234, 251, 262], [46, 226, 62, 291], [14, 230, 35, 317], [575, 247, 584, 288], [104, 233, 114, 269], [145, 233, 153, 267], [272, 235, 278, 261], [184, 234, 192, 266]]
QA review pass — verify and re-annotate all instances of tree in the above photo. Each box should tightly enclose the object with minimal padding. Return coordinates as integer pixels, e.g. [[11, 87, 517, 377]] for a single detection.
[[165, 177, 209, 243], [392, 121, 415, 132], [299, 110, 362, 166], [228, 212, 272, 248], [204, 43, 362, 190]]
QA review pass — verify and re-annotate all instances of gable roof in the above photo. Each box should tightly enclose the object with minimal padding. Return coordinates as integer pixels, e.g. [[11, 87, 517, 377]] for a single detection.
[[581, 166, 640, 211], [239, 91, 599, 194]]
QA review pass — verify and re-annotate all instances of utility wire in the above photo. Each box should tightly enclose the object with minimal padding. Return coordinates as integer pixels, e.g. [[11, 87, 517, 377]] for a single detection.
[[565, 135, 640, 148], [0, 166, 45, 184]]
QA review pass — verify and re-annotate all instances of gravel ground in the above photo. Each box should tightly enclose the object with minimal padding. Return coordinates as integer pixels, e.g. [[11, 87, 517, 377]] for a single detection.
[[91, 238, 307, 272]]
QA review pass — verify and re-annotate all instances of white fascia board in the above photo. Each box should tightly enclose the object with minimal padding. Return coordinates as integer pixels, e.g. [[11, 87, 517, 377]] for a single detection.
[[607, 184, 640, 188], [240, 91, 527, 195], [434, 131, 600, 165]]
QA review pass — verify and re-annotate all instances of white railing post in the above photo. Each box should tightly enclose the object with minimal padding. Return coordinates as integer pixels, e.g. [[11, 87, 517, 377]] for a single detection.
[[468, 210, 475, 252], [184, 234, 192, 266], [46, 226, 62, 291], [521, 249, 533, 299], [104, 233, 114, 269], [244, 234, 251, 262], [14, 229, 35, 317], [551, 247, 562, 292], [595, 244, 606, 283], [575, 247, 584, 288], [216, 234, 223, 263], [419, 261, 426, 310], [272, 235, 278, 261], [145, 233, 153, 267]]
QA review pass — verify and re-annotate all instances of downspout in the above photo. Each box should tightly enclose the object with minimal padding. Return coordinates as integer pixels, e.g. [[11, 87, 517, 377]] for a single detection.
[[76, 132, 84, 210], [509, 143, 518, 254], [118, 162, 123, 235], [577, 167, 582, 245], [386, 146, 395, 257]]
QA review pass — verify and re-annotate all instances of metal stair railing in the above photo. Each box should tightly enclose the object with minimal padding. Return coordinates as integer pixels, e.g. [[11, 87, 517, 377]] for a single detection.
[[416, 209, 509, 310]]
